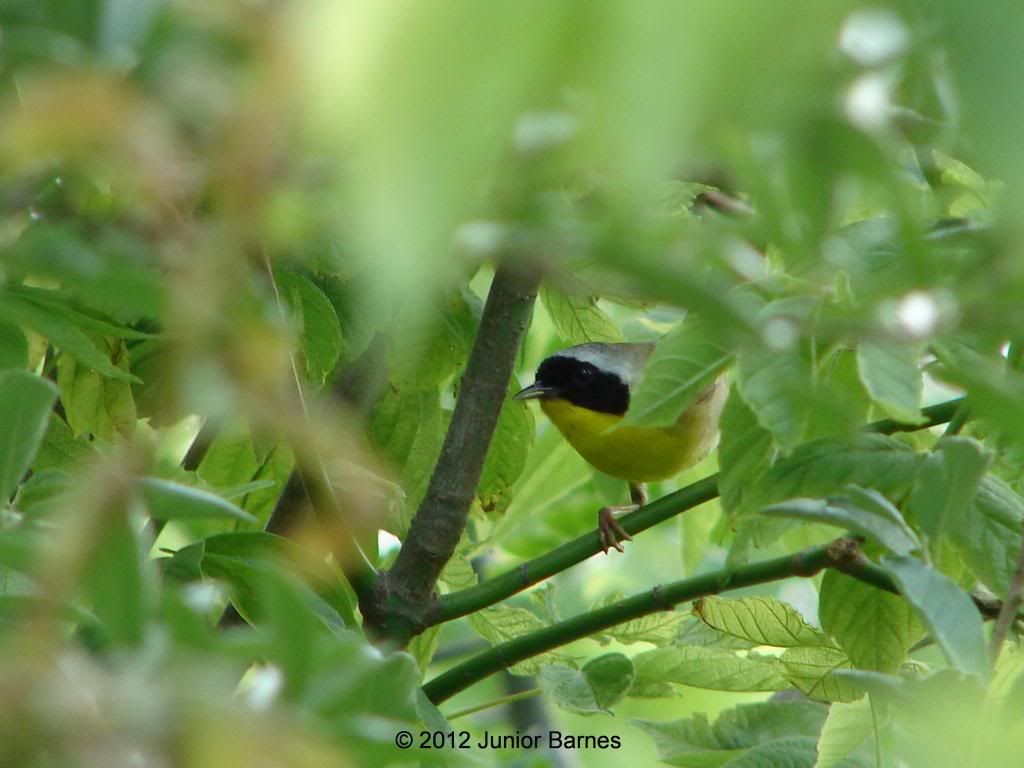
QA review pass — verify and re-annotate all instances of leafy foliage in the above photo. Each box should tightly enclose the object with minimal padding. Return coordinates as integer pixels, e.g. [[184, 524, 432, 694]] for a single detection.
[[2, 1, 1024, 766]]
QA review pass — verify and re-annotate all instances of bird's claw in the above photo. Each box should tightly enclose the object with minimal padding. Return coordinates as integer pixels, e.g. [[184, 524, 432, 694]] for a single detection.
[[598, 507, 633, 554]]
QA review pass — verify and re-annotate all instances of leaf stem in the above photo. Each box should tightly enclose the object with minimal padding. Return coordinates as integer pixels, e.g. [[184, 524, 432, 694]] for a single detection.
[[444, 687, 543, 721]]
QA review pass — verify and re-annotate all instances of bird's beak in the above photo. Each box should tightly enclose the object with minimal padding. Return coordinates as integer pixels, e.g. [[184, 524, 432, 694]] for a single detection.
[[513, 382, 554, 401]]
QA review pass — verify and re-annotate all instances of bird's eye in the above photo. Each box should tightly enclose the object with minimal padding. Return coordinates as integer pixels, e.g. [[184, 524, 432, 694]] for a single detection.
[[573, 367, 593, 384]]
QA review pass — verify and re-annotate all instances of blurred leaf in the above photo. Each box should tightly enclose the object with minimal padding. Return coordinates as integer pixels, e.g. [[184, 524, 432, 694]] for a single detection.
[[0, 292, 140, 381], [632, 646, 788, 693], [0, 369, 58, 499], [906, 437, 990, 559], [0, 320, 28, 370], [694, 596, 829, 648], [274, 268, 344, 385], [948, 474, 1024, 596], [57, 336, 136, 439], [388, 288, 479, 386], [819, 570, 920, 673], [779, 646, 861, 702], [138, 478, 258, 524], [882, 555, 988, 679], [813, 699, 873, 768], [621, 318, 730, 428], [592, 593, 690, 645], [723, 737, 824, 768], [540, 284, 623, 345], [84, 513, 152, 648], [856, 341, 924, 425], [718, 385, 775, 515], [538, 653, 634, 714], [762, 486, 920, 556]]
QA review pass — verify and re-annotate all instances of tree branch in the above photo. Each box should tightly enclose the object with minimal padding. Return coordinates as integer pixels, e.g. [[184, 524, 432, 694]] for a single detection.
[[362, 261, 541, 642], [437, 397, 966, 624], [423, 534, 1005, 704]]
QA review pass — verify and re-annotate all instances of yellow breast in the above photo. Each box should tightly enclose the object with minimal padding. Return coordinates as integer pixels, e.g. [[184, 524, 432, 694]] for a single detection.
[[539, 383, 725, 483]]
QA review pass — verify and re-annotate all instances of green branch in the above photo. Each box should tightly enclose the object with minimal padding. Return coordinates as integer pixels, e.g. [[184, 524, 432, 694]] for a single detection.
[[437, 397, 965, 624], [423, 538, 886, 704]]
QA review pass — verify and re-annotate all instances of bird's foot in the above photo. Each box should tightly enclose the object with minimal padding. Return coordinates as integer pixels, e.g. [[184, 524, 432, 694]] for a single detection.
[[598, 505, 636, 554]]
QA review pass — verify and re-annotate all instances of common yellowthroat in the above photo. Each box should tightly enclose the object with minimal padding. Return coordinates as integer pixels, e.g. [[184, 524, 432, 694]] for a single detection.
[[514, 342, 726, 552]]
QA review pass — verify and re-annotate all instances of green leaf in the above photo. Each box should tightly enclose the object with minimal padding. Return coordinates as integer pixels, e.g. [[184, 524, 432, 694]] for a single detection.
[[745, 435, 923, 515], [719, 385, 775, 515], [762, 486, 920, 556], [736, 346, 812, 451], [856, 341, 924, 425], [722, 736, 822, 768], [0, 293, 139, 382], [592, 594, 690, 645], [476, 383, 534, 517], [84, 513, 153, 648], [0, 320, 28, 370], [694, 596, 829, 648], [813, 699, 873, 768], [818, 570, 920, 673], [538, 653, 634, 714], [138, 478, 258, 524], [620, 317, 731, 428], [0, 370, 59, 499], [197, 427, 261, 490], [467, 605, 567, 675], [540, 283, 623, 345], [779, 646, 861, 702], [57, 336, 136, 440], [632, 646, 788, 692], [407, 625, 441, 680], [274, 269, 345, 385], [906, 437, 990, 558], [32, 414, 96, 473], [949, 474, 1024, 595], [388, 288, 478, 386], [633, 701, 828, 768], [881, 555, 988, 679]]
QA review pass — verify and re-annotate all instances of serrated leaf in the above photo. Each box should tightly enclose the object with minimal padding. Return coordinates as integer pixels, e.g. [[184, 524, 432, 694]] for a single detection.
[[274, 269, 344, 385], [722, 736, 822, 768], [780, 646, 861, 702], [594, 598, 690, 646], [540, 284, 623, 345], [0, 370, 59, 499], [632, 646, 788, 692], [620, 317, 732, 428], [675, 616, 757, 650], [881, 555, 988, 679], [467, 605, 566, 675], [763, 486, 920, 556], [138, 478, 258, 524], [719, 386, 775, 515], [856, 341, 924, 424], [694, 596, 828, 648], [906, 437, 990, 558], [813, 699, 873, 768], [633, 701, 828, 768], [949, 474, 1024, 595], [819, 570, 920, 673]]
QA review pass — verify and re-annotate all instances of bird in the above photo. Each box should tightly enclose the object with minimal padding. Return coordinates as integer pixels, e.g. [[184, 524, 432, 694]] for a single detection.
[[514, 341, 727, 553]]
